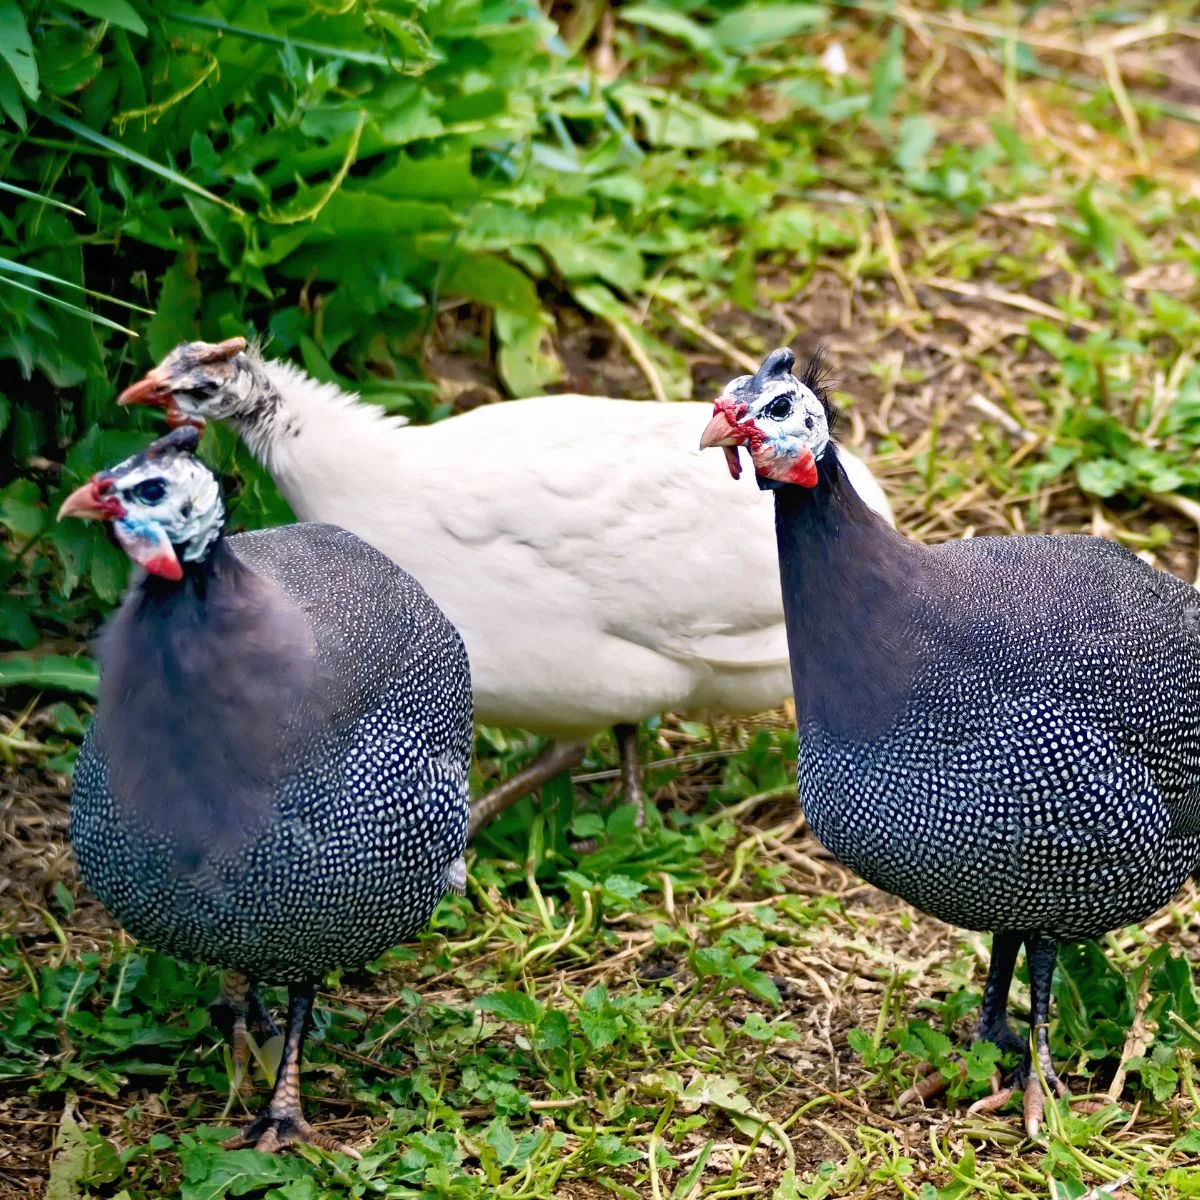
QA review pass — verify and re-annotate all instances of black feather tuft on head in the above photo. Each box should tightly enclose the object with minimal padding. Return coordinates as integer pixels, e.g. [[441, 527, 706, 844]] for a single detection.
[[144, 424, 202, 459], [800, 345, 840, 433]]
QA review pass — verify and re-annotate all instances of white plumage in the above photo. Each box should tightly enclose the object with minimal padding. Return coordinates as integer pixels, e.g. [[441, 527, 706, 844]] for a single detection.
[[120, 340, 894, 824]]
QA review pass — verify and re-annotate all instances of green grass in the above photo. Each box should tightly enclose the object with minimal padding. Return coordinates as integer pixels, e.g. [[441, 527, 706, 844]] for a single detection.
[[8, 0, 1200, 1196]]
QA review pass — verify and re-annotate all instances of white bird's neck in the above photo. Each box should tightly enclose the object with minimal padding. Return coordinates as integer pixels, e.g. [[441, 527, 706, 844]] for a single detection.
[[232, 355, 412, 515]]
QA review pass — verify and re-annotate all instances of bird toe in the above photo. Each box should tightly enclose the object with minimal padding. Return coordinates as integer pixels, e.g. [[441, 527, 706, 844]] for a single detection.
[[220, 1112, 362, 1159]]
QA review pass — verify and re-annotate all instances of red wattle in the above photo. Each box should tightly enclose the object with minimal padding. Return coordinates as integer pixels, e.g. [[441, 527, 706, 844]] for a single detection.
[[786, 447, 818, 488], [143, 553, 184, 582]]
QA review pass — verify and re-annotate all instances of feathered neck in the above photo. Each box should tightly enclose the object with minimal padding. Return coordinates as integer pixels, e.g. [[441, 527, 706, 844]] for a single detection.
[[773, 444, 924, 740], [96, 537, 316, 871], [232, 351, 409, 471]]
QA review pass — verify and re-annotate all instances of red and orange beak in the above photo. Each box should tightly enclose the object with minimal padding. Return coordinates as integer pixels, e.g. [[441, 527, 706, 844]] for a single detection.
[[117, 371, 203, 430], [699, 396, 751, 480], [57, 475, 125, 522]]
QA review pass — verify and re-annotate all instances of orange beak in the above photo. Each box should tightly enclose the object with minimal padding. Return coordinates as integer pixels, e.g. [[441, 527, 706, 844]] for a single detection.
[[117, 370, 169, 409], [118, 371, 205, 430], [57, 476, 124, 522], [699, 408, 742, 450], [700, 397, 751, 480]]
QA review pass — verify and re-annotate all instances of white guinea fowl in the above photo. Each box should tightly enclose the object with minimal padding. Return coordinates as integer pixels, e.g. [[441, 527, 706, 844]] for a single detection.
[[119, 336, 894, 833]]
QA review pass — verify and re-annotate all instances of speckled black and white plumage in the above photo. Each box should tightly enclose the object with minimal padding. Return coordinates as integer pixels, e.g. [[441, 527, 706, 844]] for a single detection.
[[71, 522, 472, 983], [702, 346, 1200, 1129], [790, 520, 1200, 941]]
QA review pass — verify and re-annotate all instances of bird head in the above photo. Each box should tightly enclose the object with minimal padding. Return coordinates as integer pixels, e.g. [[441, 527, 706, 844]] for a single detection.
[[117, 337, 253, 428], [57, 426, 224, 581], [699, 347, 834, 488]]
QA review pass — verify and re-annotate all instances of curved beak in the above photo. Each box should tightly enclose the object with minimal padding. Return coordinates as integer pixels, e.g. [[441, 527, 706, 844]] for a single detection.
[[58, 477, 121, 522], [117, 370, 170, 409], [699, 408, 742, 449], [117, 371, 205, 430], [700, 398, 751, 481]]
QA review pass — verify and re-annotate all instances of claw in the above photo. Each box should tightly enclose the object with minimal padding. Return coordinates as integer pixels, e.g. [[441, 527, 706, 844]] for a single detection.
[[967, 1083, 1017, 1118], [897, 1061, 952, 1108], [967, 1071, 1069, 1136], [222, 1112, 362, 1159]]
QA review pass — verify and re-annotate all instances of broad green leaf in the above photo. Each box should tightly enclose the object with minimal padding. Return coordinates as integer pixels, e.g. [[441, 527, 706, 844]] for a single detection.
[[476, 990, 543, 1024], [484, 1116, 517, 1167], [0, 1, 37, 101], [0, 655, 100, 697], [46, 1109, 121, 1200], [533, 1008, 569, 1051], [1076, 458, 1131, 498], [146, 254, 201, 362], [65, 0, 148, 35], [895, 115, 935, 171], [579, 1007, 622, 1048], [0, 61, 25, 127], [0, 478, 45, 539], [0, 598, 37, 649], [443, 255, 540, 318], [494, 309, 562, 397], [710, 4, 826, 51], [615, 85, 757, 150], [619, 5, 714, 52], [179, 1146, 306, 1200]]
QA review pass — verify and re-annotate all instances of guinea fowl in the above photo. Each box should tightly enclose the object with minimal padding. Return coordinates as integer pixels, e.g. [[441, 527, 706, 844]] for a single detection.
[[60, 427, 471, 1156], [117, 337, 892, 836], [699, 347, 1200, 1136]]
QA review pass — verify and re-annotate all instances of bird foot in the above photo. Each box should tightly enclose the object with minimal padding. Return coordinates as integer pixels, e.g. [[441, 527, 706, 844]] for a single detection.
[[895, 1025, 1025, 1111], [222, 1110, 362, 1159], [967, 1060, 1068, 1137], [896, 1059, 960, 1108]]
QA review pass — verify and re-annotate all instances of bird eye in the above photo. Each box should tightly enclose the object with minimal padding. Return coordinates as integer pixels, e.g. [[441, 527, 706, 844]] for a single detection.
[[131, 478, 167, 504], [179, 379, 218, 399], [763, 396, 792, 421]]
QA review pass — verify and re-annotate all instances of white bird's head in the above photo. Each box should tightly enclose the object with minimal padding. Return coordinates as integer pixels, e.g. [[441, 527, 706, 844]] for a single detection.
[[117, 337, 260, 428]]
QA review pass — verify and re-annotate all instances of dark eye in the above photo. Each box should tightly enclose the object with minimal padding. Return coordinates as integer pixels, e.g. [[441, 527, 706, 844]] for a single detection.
[[131, 478, 166, 505], [179, 379, 218, 399], [764, 396, 792, 421]]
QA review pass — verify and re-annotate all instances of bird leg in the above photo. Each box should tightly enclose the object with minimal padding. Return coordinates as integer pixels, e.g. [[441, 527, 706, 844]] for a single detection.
[[968, 934, 1067, 1137], [210, 971, 281, 1088], [897, 930, 1025, 1107], [222, 982, 361, 1158], [570, 723, 647, 853], [615, 723, 647, 829], [467, 740, 588, 838]]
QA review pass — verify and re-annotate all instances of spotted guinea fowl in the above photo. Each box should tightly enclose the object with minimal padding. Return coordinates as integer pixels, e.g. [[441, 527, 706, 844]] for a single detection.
[[699, 347, 1200, 1136], [60, 427, 471, 1156], [117, 337, 893, 837]]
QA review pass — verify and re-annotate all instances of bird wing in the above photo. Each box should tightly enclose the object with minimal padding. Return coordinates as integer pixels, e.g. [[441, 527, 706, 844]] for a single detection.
[[940, 694, 1182, 934], [425, 397, 813, 672]]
